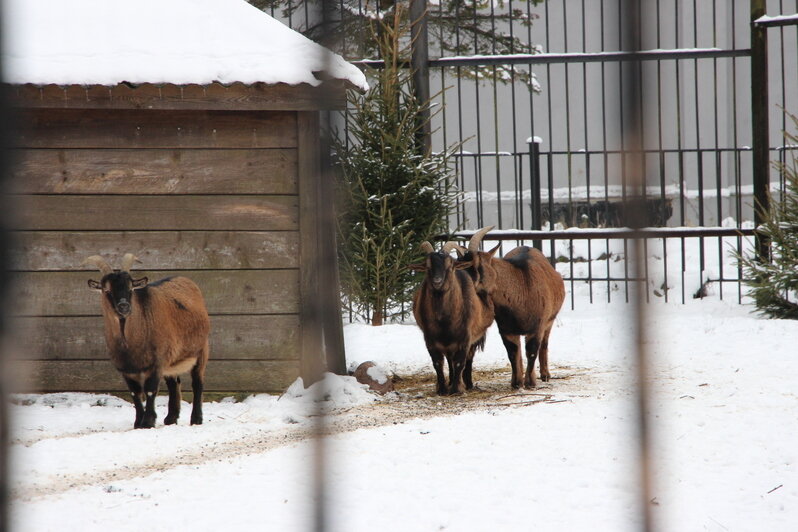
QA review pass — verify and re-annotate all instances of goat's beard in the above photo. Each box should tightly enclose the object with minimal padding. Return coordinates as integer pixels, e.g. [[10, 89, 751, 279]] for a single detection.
[[118, 317, 127, 345]]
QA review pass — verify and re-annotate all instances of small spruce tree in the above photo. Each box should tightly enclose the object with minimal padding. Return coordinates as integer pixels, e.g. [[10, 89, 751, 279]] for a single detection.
[[334, 6, 459, 325], [739, 113, 798, 319]]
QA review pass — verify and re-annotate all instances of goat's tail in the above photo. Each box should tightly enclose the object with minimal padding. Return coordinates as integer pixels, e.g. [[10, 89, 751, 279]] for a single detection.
[[473, 335, 487, 353]]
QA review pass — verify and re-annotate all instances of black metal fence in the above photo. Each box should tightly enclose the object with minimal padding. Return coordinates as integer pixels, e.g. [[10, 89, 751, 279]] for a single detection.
[[260, 0, 798, 307]]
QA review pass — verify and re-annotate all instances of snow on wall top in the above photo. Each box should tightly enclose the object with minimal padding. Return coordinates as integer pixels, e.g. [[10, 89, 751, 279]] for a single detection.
[[1, 0, 368, 91]]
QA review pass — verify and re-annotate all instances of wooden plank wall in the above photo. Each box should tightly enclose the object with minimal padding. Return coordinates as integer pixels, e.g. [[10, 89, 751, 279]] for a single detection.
[[10, 108, 304, 393]]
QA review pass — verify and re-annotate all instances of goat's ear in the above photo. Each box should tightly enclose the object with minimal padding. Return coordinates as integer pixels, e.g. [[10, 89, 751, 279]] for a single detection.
[[487, 243, 501, 257], [132, 277, 149, 289], [454, 260, 474, 270], [407, 263, 427, 272], [88, 279, 102, 291]]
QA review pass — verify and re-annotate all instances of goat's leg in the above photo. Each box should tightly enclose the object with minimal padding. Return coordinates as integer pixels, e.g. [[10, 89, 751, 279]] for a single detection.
[[464, 348, 475, 390], [164, 376, 181, 425], [190, 343, 208, 425], [539, 322, 555, 382], [448, 349, 467, 395], [500, 333, 524, 389], [428, 348, 447, 395], [140, 371, 161, 429], [524, 334, 541, 388], [123, 376, 145, 429]]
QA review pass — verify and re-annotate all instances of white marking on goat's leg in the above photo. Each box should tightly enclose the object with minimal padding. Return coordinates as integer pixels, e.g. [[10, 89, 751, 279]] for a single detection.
[[448, 350, 468, 395], [428, 348, 447, 396], [524, 334, 540, 389], [539, 325, 554, 382]]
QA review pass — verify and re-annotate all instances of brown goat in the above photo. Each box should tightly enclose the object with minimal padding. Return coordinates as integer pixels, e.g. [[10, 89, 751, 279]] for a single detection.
[[455, 227, 565, 389], [410, 241, 494, 395], [85, 254, 210, 428]]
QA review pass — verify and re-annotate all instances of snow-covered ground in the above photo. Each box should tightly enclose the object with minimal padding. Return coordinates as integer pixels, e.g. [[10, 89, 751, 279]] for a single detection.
[[8, 235, 798, 531]]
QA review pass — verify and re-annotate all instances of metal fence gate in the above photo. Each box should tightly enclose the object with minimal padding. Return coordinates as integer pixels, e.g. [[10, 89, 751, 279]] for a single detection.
[[258, 0, 798, 307]]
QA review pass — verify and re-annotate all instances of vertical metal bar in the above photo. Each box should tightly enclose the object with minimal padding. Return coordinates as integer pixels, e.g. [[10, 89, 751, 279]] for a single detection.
[[601, 0, 611, 302], [655, 0, 667, 302], [548, 152, 556, 266], [473, 0, 484, 228], [751, 0, 771, 261], [582, 0, 593, 304], [620, 1, 655, 530], [529, 137, 543, 250], [0, 0, 10, 524], [410, 0, 431, 155], [732, 1, 743, 302]]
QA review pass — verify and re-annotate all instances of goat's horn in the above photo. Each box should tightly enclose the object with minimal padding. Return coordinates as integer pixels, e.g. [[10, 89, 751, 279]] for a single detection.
[[82, 255, 113, 276], [442, 241, 461, 255], [120, 253, 141, 272], [420, 241, 434, 254], [445, 241, 468, 256], [467, 226, 495, 252]]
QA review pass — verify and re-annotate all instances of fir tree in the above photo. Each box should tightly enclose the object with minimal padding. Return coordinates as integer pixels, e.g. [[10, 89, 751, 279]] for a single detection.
[[739, 113, 798, 319], [334, 6, 459, 325]]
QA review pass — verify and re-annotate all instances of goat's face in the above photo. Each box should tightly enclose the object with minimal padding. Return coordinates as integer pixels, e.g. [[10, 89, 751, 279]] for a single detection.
[[410, 252, 473, 292], [88, 272, 149, 318], [460, 244, 501, 297]]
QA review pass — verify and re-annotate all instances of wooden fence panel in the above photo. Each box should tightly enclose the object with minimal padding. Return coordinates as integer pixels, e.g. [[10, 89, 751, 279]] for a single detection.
[[17, 195, 298, 231], [13, 270, 299, 316], [14, 109, 298, 149], [12, 231, 299, 271], [10, 148, 298, 195], [13, 315, 300, 361], [16, 360, 300, 393]]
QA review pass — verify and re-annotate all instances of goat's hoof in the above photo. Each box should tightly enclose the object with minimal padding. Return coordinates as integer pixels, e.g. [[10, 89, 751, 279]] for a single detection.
[[164, 415, 179, 425], [190, 416, 203, 425], [540, 374, 551, 382]]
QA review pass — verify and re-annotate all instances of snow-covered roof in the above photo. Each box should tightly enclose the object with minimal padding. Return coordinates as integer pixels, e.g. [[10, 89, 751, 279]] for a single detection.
[[1, 0, 368, 91]]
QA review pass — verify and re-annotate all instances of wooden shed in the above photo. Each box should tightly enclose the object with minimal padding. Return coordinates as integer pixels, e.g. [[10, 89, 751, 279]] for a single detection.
[[4, 0, 367, 394]]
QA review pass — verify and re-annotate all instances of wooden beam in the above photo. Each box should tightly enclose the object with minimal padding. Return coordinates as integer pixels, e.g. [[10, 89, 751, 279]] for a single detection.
[[14, 359, 300, 393], [12, 231, 300, 271], [17, 195, 298, 231], [10, 148, 298, 195], [12, 270, 300, 316], [13, 109, 298, 149], [5, 82, 348, 111], [13, 315, 300, 362], [297, 112, 325, 385]]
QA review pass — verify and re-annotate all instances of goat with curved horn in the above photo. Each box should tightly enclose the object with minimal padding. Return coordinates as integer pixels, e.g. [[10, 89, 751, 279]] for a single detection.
[[84, 255, 210, 429], [83, 255, 114, 277], [467, 226, 495, 252]]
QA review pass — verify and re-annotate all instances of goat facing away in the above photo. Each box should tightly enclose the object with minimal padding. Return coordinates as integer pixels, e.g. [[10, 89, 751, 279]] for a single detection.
[[454, 227, 565, 389], [84, 254, 210, 428], [410, 241, 495, 395]]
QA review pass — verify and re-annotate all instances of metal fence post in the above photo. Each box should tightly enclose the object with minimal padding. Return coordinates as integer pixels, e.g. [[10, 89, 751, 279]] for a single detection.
[[528, 136, 543, 250], [410, 0, 431, 155], [751, 0, 771, 262]]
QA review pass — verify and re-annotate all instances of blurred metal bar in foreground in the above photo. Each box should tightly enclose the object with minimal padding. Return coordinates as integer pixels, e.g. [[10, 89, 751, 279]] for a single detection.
[[619, 1, 656, 531], [0, 0, 12, 526]]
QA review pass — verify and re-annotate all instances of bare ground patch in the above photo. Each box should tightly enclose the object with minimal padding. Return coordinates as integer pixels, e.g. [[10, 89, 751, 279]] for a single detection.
[[12, 364, 593, 501]]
